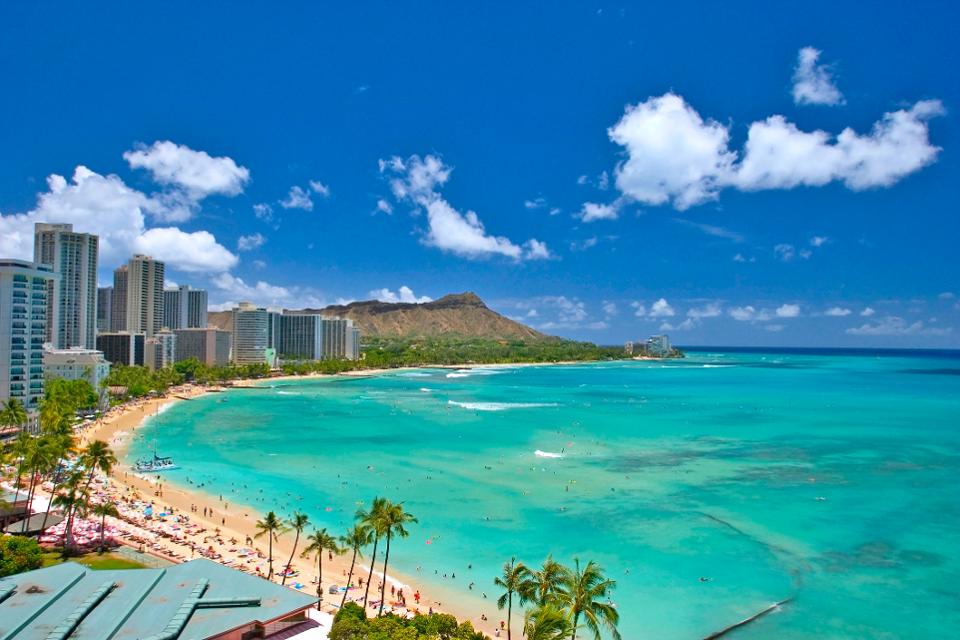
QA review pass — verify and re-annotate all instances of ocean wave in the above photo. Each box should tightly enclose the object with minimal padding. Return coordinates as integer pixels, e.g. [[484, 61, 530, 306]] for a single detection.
[[448, 400, 558, 411], [535, 450, 564, 458], [445, 367, 509, 378], [276, 390, 300, 395], [398, 371, 433, 377]]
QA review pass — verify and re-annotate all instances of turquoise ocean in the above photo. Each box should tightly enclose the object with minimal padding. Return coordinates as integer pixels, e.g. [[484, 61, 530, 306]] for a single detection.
[[129, 349, 960, 638]]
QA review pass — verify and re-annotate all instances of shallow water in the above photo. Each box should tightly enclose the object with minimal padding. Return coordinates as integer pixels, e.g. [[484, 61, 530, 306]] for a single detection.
[[130, 350, 960, 638]]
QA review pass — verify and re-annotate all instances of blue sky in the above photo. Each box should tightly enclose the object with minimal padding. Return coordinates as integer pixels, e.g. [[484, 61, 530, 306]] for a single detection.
[[1, 2, 957, 347]]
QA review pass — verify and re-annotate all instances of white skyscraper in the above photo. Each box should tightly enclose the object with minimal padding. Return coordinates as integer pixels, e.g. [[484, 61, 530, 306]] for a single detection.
[[124, 255, 165, 337], [33, 223, 99, 349], [163, 285, 208, 330], [0, 259, 58, 415]]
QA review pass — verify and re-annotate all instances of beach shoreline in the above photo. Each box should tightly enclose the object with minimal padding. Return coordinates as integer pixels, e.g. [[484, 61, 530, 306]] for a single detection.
[[81, 367, 556, 636]]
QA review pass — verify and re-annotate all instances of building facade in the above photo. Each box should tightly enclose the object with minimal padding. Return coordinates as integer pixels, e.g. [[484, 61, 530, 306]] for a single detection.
[[232, 303, 270, 364], [163, 285, 208, 330], [145, 330, 177, 371], [110, 265, 128, 332], [646, 334, 672, 357], [278, 314, 323, 360], [0, 260, 58, 412], [125, 255, 165, 337], [319, 317, 360, 360], [96, 332, 145, 367], [174, 327, 231, 366], [97, 286, 112, 332], [33, 223, 98, 349], [43, 347, 110, 393]]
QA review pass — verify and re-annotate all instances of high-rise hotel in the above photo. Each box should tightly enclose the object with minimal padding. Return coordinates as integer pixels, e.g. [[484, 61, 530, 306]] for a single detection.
[[163, 285, 208, 330], [111, 254, 165, 336], [33, 223, 98, 349], [0, 259, 58, 413]]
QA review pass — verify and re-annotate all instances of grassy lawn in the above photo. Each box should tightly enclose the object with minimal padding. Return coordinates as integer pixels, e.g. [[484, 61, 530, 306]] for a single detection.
[[41, 551, 148, 570]]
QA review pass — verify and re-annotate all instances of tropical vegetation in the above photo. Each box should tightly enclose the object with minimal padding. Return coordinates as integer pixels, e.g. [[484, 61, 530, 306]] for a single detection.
[[0, 535, 42, 577], [329, 602, 486, 640], [492, 556, 621, 640]]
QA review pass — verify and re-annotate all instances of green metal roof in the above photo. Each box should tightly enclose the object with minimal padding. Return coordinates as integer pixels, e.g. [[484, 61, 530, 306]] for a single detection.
[[0, 559, 317, 640]]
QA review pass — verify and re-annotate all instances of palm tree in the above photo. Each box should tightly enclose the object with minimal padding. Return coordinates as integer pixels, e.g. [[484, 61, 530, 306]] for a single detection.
[[524, 604, 575, 640], [254, 511, 286, 580], [495, 557, 532, 640], [79, 440, 117, 491], [90, 502, 119, 553], [282, 512, 310, 585], [1, 398, 28, 432], [555, 559, 621, 640], [302, 528, 342, 604], [7, 431, 33, 506], [378, 500, 417, 615], [53, 470, 89, 555], [356, 496, 389, 608], [37, 431, 78, 538], [339, 524, 372, 609], [526, 555, 571, 606], [23, 436, 55, 517]]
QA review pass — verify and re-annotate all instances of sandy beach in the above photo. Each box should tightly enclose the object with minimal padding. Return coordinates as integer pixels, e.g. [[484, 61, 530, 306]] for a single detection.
[[80, 379, 500, 636]]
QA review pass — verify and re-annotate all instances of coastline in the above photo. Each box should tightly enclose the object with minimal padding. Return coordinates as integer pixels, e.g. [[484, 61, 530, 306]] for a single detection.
[[82, 370, 537, 636]]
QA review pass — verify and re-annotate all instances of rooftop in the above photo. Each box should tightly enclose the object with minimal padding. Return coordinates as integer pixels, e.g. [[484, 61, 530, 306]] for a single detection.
[[0, 559, 317, 640]]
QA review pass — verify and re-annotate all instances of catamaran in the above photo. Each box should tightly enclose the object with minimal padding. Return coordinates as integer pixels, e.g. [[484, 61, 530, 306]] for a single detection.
[[133, 452, 179, 472]]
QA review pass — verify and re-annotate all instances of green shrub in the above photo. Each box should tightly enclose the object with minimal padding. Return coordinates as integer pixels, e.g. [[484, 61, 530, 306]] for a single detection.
[[0, 535, 43, 577]]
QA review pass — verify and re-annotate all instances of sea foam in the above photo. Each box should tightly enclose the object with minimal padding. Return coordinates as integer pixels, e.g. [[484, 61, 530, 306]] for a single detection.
[[448, 400, 558, 411]]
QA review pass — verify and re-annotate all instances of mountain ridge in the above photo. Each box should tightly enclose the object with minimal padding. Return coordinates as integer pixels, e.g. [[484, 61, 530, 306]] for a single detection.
[[207, 292, 550, 342]]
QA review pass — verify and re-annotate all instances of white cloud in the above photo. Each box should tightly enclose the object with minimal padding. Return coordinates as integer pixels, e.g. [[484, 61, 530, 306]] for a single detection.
[[603, 93, 944, 210], [124, 140, 250, 199], [210, 273, 327, 310], [0, 165, 236, 274], [309, 180, 331, 197], [134, 228, 238, 272], [368, 286, 432, 304], [576, 175, 589, 185], [579, 201, 619, 222], [524, 239, 552, 260], [792, 47, 844, 106], [280, 185, 314, 211], [765, 324, 785, 333], [729, 305, 772, 322], [609, 93, 735, 210], [649, 298, 675, 318], [548, 207, 561, 216], [382, 154, 549, 261], [660, 318, 696, 331], [774, 244, 797, 262], [825, 306, 852, 317], [602, 301, 618, 317], [673, 218, 744, 242], [375, 199, 393, 215], [252, 259, 266, 270], [729, 306, 756, 321], [524, 197, 547, 209], [631, 301, 646, 317], [937, 292, 956, 300], [598, 171, 610, 191], [860, 307, 876, 317], [237, 232, 266, 251], [810, 235, 830, 247], [253, 203, 273, 221], [776, 303, 801, 318], [687, 302, 722, 319], [734, 101, 944, 192], [846, 316, 952, 337]]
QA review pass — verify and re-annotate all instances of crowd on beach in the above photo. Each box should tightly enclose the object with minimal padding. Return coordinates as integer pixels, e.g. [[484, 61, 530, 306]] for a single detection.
[[52, 384, 470, 624]]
